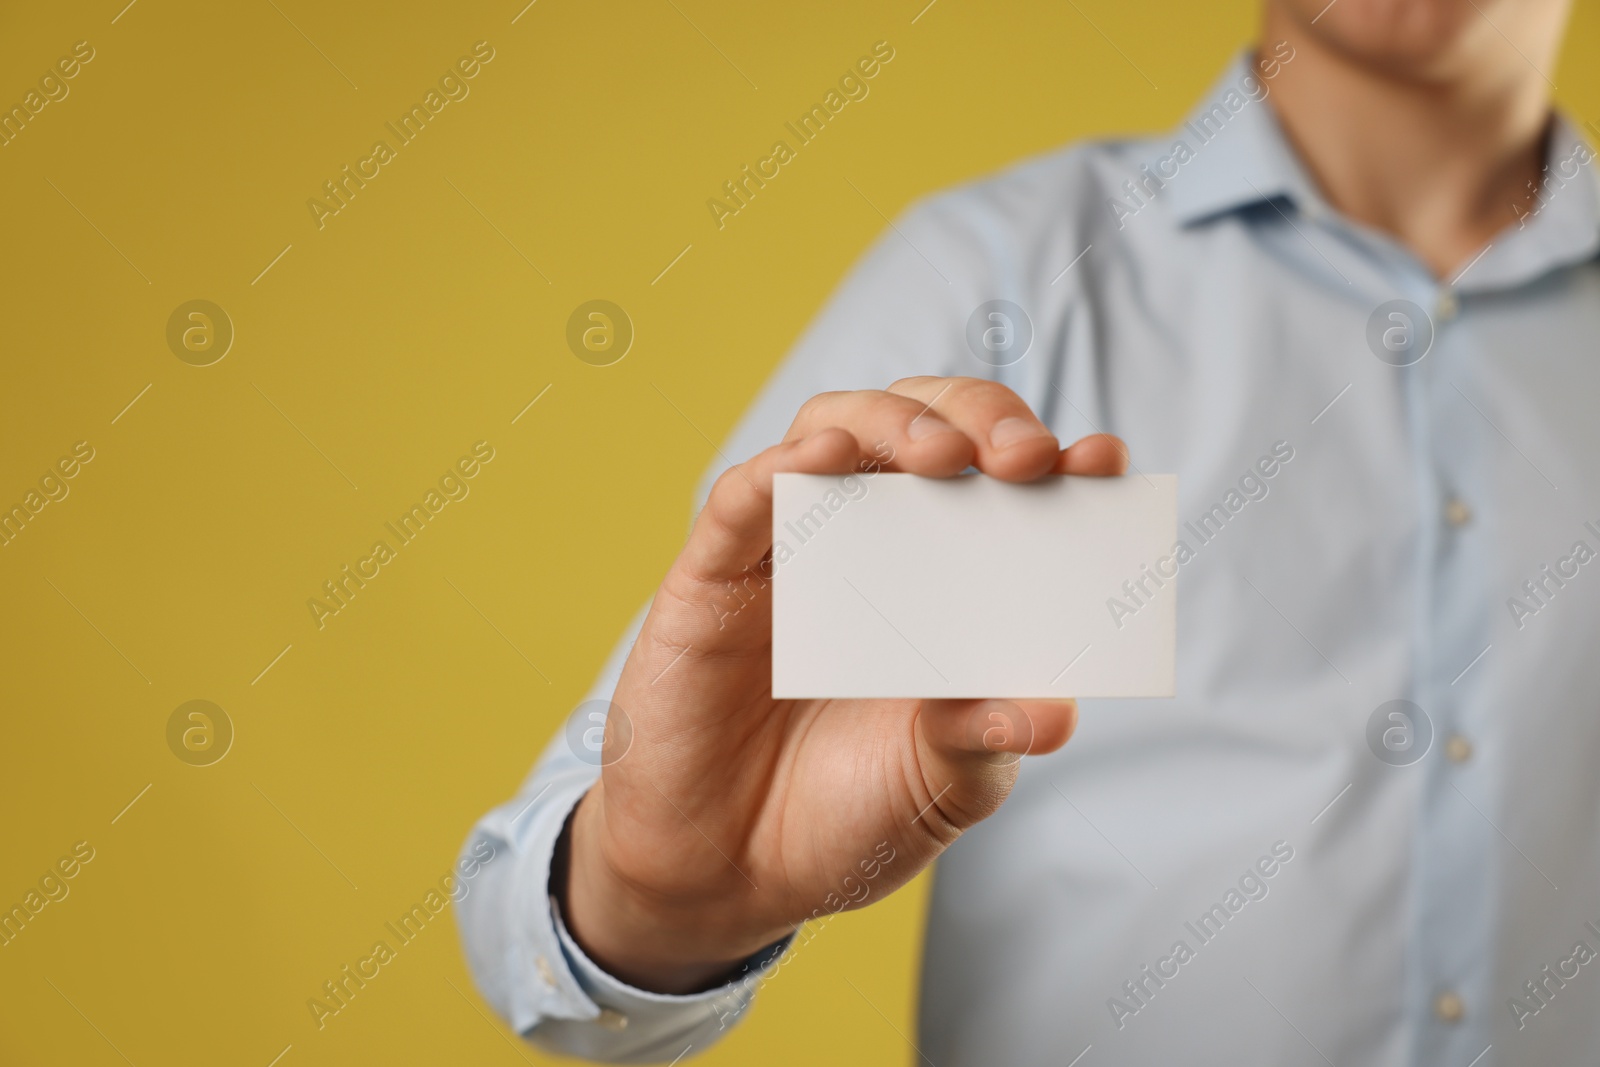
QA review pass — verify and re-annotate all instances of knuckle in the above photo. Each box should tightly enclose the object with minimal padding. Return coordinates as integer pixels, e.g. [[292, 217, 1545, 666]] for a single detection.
[[888, 375, 943, 394], [947, 376, 1021, 406], [796, 390, 846, 422], [705, 465, 758, 516], [912, 804, 965, 849], [709, 463, 746, 498], [913, 773, 1012, 849]]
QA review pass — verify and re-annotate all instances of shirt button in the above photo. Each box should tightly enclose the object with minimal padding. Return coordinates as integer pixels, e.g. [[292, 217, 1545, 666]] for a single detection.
[[1434, 991, 1466, 1023], [535, 954, 557, 987], [1445, 735, 1474, 763], [1444, 497, 1472, 528], [1436, 289, 1460, 321], [596, 1008, 629, 1031]]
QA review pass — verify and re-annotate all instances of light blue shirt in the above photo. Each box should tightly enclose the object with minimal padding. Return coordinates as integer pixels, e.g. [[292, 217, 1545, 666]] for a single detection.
[[459, 54, 1600, 1065]]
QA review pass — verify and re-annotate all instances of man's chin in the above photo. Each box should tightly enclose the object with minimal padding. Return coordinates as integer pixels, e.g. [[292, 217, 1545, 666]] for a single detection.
[[1274, 0, 1507, 83]]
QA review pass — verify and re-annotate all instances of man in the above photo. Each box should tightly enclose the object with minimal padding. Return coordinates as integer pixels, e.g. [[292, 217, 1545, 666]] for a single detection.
[[461, 0, 1600, 1062]]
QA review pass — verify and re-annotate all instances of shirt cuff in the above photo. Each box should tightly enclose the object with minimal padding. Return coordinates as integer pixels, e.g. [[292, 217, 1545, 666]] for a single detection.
[[504, 784, 794, 1056], [547, 891, 794, 1038]]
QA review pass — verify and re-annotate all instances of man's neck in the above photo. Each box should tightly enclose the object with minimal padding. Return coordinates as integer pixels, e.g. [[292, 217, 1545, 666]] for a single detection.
[[1261, 8, 1555, 280]]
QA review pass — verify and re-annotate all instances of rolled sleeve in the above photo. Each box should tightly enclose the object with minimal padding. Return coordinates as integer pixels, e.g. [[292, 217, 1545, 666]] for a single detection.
[[458, 774, 598, 1033], [458, 769, 792, 1063], [536, 889, 793, 1062]]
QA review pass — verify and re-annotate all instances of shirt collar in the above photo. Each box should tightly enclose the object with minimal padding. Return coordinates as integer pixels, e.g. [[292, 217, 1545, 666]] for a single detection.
[[1461, 113, 1600, 291], [1160, 52, 1600, 288], [1161, 52, 1320, 227]]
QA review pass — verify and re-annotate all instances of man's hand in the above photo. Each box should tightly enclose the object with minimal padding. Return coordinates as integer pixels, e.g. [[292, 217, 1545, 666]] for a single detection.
[[561, 376, 1128, 993]]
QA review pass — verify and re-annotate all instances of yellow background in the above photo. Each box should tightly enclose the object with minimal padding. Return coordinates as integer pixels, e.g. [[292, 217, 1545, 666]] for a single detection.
[[2, 1, 1595, 1063]]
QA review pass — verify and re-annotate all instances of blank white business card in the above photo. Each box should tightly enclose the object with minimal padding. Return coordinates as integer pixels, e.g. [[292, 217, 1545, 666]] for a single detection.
[[771, 472, 1176, 699]]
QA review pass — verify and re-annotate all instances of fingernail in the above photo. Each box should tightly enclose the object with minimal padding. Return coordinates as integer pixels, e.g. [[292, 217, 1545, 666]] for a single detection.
[[990, 416, 1051, 450], [908, 414, 960, 441]]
